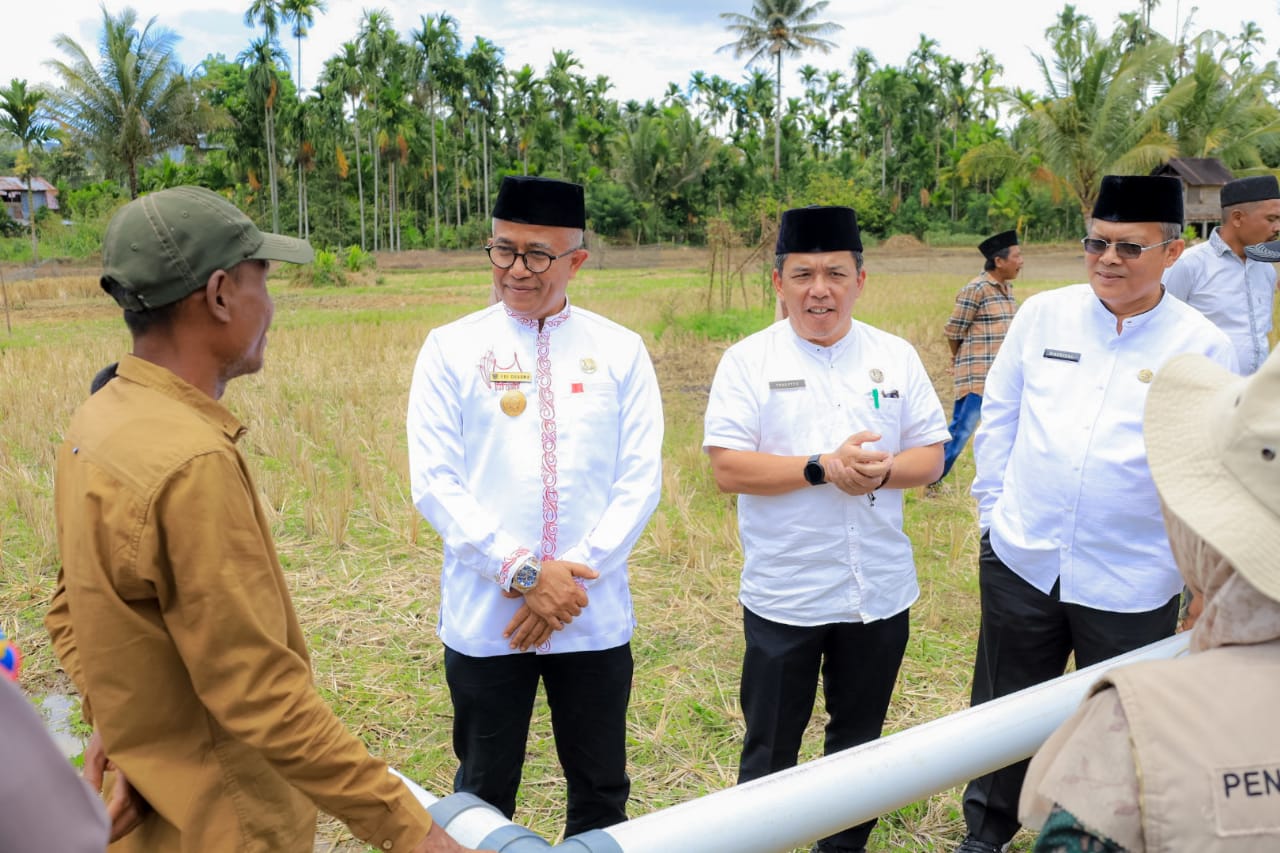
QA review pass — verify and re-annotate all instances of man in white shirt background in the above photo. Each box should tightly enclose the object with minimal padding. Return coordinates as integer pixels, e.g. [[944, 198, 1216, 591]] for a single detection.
[[1163, 174, 1280, 375], [407, 176, 664, 837], [954, 175, 1237, 853], [704, 205, 949, 853]]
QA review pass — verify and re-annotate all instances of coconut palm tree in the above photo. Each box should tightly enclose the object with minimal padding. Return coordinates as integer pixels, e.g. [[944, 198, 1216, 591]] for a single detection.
[[0, 79, 53, 261], [45, 7, 205, 199], [719, 0, 841, 179]]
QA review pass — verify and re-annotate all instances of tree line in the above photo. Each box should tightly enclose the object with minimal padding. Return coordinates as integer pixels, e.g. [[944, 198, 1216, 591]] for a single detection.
[[3, 0, 1280, 263]]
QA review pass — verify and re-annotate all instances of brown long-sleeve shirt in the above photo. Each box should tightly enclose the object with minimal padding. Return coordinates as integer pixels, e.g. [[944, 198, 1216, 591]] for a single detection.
[[46, 354, 433, 853]]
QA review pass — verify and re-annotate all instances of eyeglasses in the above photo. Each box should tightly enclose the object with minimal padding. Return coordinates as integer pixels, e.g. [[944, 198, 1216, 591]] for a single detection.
[[1081, 237, 1174, 259], [485, 244, 580, 274]]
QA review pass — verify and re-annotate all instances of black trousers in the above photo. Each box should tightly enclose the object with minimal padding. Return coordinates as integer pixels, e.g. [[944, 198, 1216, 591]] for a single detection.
[[962, 533, 1179, 846], [444, 643, 633, 836], [739, 606, 910, 852]]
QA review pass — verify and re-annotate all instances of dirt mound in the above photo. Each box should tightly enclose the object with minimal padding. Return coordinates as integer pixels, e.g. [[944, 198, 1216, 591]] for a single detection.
[[881, 234, 925, 251]]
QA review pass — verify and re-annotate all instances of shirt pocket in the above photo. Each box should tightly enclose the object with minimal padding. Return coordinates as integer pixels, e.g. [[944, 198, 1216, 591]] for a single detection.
[[557, 379, 621, 442]]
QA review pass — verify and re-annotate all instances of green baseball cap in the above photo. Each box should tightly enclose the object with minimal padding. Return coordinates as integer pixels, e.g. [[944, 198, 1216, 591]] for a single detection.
[[100, 185, 314, 311]]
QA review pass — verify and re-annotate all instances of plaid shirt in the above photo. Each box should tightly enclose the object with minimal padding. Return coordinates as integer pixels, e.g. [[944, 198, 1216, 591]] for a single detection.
[[943, 271, 1016, 398]]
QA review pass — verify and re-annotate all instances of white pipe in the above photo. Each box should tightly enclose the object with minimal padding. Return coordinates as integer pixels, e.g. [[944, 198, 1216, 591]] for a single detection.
[[600, 632, 1190, 852], [391, 769, 520, 845], [393, 633, 1189, 851]]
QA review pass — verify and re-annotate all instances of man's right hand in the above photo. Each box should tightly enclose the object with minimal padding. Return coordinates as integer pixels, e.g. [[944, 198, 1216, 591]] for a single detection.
[[84, 729, 149, 841], [522, 560, 598, 627], [411, 821, 496, 853]]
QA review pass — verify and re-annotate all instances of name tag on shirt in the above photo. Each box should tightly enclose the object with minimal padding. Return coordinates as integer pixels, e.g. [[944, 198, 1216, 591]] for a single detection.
[[769, 379, 806, 391], [1214, 764, 1280, 834], [1043, 349, 1081, 362]]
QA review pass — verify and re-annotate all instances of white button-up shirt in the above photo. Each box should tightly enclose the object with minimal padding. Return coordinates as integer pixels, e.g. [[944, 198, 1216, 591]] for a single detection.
[[973, 285, 1237, 612], [1164, 227, 1275, 374], [703, 319, 949, 626], [408, 300, 664, 657]]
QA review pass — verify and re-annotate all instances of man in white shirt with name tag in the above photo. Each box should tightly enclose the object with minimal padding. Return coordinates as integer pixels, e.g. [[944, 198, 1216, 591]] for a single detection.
[[1163, 174, 1280, 375], [408, 176, 664, 838], [704, 205, 949, 853], [953, 175, 1238, 853]]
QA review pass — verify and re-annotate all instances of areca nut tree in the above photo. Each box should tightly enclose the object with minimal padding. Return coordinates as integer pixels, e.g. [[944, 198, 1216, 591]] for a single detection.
[[719, 0, 842, 179], [45, 7, 206, 199], [238, 36, 289, 232], [0, 78, 54, 262]]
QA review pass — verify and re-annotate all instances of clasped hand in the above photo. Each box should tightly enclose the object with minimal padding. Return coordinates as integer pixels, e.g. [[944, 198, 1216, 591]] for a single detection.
[[821, 431, 894, 496], [502, 560, 598, 651]]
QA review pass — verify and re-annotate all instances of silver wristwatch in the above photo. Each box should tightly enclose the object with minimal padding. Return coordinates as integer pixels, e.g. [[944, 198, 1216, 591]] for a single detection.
[[510, 554, 542, 594]]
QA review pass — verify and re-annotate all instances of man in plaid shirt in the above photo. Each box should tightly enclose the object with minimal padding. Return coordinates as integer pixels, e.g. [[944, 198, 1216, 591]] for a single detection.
[[937, 230, 1022, 483]]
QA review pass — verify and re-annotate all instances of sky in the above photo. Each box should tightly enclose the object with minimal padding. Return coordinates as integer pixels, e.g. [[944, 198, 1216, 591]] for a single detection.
[[6, 1, 1280, 107]]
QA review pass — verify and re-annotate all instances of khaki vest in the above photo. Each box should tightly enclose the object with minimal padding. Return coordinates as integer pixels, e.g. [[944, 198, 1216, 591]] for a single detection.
[[1097, 640, 1280, 852]]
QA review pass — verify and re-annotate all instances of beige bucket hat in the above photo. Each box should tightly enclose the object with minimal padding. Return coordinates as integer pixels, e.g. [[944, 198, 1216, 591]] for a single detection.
[[1144, 350, 1280, 602]]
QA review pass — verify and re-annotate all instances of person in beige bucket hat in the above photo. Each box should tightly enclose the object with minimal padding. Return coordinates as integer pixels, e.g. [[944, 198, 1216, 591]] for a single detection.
[[1018, 347, 1280, 852]]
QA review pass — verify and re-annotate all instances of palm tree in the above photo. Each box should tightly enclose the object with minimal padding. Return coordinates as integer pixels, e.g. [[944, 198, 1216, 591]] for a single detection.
[[45, 7, 205, 198], [465, 37, 504, 217], [506, 65, 543, 176], [238, 36, 288, 231], [322, 42, 366, 249], [0, 79, 53, 262], [282, 0, 325, 90], [413, 12, 461, 247], [719, 0, 842, 179], [1017, 13, 1180, 220], [545, 49, 583, 176], [357, 9, 398, 251]]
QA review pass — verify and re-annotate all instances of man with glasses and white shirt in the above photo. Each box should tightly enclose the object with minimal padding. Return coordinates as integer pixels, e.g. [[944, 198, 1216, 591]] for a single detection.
[[407, 176, 663, 837], [954, 176, 1237, 853]]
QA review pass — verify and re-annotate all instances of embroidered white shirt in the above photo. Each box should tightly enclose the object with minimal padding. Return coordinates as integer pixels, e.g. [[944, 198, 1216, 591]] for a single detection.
[[703, 319, 949, 626], [408, 300, 664, 656], [1164, 228, 1276, 375], [973, 285, 1237, 612]]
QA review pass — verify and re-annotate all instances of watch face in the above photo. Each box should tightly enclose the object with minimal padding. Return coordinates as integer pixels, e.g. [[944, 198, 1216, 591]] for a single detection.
[[804, 458, 825, 486], [513, 564, 539, 591]]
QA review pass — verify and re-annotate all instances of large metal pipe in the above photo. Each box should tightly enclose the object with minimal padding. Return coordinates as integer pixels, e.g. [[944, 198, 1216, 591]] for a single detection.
[[404, 632, 1190, 852]]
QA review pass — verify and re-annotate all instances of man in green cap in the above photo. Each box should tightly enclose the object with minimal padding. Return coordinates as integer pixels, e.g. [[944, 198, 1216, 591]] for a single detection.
[[46, 186, 487, 853]]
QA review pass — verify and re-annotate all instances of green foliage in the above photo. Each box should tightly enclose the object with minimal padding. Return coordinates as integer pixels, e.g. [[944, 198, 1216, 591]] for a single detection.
[[292, 248, 346, 287], [662, 306, 774, 341], [27, 3, 1280, 263], [343, 245, 373, 271], [587, 181, 640, 239]]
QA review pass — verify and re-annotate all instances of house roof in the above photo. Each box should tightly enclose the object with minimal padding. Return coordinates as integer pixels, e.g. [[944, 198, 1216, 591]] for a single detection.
[[0, 176, 57, 193], [1151, 158, 1235, 186]]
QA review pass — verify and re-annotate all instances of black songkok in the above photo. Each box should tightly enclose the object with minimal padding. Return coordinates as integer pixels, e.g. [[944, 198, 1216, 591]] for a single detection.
[[978, 230, 1018, 259], [1220, 175, 1280, 207], [775, 206, 862, 254], [1092, 175, 1184, 224], [491, 176, 586, 229]]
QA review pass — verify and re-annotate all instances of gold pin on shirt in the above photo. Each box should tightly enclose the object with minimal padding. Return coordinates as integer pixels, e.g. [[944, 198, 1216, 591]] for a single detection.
[[501, 389, 527, 416], [1138, 369, 1154, 383], [870, 368, 884, 383], [580, 358, 597, 374]]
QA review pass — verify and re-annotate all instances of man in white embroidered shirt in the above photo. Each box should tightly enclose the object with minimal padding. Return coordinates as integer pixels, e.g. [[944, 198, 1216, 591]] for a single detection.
[[407, 176, 663, 837], [1163, 174, 1280, 375], [954, 175, 1238, 853], [704, 205, 949, 853]]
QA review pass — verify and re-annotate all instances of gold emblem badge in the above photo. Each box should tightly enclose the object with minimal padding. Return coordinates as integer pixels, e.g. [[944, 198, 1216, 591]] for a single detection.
[[500, 389, 527, 416], [869, 369, 884, 383], [580, 358, 597, 374], [1138, 369, 1154, 384]]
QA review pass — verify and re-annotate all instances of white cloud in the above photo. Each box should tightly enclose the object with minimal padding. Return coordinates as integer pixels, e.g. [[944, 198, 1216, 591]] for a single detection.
[[7, 1, 1279, 108]]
